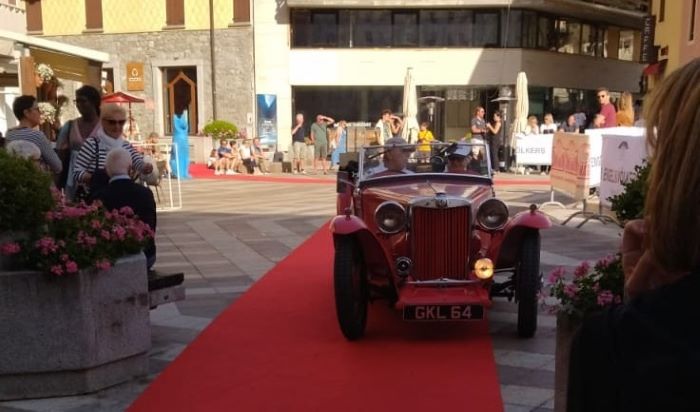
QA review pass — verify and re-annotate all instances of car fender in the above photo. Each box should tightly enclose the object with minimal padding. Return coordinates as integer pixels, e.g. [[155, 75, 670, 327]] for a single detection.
[[493, 207, 551, 268], [330, 216, 395, 280]]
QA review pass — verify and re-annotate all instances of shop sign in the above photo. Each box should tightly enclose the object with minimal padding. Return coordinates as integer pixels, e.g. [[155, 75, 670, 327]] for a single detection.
[[126, 62, 144, 91]]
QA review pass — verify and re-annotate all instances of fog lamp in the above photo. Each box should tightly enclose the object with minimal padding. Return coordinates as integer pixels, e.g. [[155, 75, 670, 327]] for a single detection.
[[474, 258, 494, 279]]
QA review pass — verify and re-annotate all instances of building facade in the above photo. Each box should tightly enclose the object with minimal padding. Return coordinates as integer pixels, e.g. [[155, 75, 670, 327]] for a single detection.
[[0, 0, 26, 132], [256, 0, 647, 149], [648, 0, 699, 87], [25, 0, 254, 141]]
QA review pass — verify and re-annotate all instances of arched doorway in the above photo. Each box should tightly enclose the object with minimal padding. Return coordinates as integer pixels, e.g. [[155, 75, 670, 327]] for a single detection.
[[162, 67, 198, 135]]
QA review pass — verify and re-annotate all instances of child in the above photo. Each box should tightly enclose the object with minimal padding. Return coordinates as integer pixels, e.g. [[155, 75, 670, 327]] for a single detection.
[[207, 149, 217, 170]]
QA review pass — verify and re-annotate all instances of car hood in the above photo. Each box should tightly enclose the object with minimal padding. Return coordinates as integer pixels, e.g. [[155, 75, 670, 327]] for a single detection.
[[362, 179, 492, 205]]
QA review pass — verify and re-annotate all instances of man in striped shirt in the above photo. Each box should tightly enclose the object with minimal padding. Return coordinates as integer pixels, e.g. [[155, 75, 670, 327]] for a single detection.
[[72, 104, 152, 195], [5, 95, 62, 174]]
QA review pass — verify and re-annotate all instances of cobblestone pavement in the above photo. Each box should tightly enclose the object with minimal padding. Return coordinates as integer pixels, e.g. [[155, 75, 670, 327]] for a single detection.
[[0, 175, 622, 412]]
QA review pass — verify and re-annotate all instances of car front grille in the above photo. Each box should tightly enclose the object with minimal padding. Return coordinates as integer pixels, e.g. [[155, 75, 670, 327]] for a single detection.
[[411, 206, 470, 280]]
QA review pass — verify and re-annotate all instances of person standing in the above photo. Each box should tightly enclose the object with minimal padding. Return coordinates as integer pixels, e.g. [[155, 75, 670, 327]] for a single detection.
[[470, 106, 487, 140], [417, 122, 435, 160], [291, 113, 307, 174], [5, 95, 62, 175], [330, 120, 348, 169], [310, 113, 335, 174], [375, 110, 402, 145], [616, 91, 635, 126], [596, 87, 618, 128], [56, 85, 102, 200], [169, 107, 191, 179], [485, 112, 502, 172], [559, 114, 579, 133]]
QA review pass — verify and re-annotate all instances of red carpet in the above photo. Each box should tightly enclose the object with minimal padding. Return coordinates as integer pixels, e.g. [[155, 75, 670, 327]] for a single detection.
[[190, 163, 549, 187], [130, 226, 503, 412]]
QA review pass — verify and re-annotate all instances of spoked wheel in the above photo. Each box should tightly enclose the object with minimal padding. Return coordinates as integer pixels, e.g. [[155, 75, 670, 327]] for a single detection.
[[334, 236, 368, 340], [516, 230, 541, 338]]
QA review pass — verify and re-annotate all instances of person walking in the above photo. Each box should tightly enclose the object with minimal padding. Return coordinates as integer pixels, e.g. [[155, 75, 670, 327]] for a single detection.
[[310, 114, 335, 174], [56, 85, 102, 200], [596, 87, 618, 128]]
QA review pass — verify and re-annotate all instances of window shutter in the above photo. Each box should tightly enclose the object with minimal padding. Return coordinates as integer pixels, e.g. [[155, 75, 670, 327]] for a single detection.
[[26, 0, 43, 33], [85, 0, 103, 31], [233, 0, 250, 23]]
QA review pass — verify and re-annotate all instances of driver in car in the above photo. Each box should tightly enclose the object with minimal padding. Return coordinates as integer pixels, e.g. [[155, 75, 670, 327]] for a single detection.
[[370, 136, 414, 177], [446, 144, 469, 173]]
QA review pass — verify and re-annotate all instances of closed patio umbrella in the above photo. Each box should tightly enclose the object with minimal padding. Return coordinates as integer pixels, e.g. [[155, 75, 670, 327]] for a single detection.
[[401, 67, 420, 143], [511, 71, 529, 148]]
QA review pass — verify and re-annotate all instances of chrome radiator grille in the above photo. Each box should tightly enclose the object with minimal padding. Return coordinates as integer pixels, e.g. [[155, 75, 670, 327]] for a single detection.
[[411, 206, 470, 280]]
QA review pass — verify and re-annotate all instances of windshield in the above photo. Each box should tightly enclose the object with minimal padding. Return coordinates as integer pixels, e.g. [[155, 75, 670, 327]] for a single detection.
[[359, 142, 491, 180]]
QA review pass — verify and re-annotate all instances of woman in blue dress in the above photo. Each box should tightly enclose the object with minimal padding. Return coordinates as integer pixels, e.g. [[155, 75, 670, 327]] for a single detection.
[[331, 120, 347, 169], [169, 110, 191, 179]]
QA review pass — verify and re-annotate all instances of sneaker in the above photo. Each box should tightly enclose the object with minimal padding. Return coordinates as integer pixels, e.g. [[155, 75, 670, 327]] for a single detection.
[[225, 170, 235, 175], [301, 169, 307, 174], [292, 170, 298, 175], [214, 170, 222, 176]]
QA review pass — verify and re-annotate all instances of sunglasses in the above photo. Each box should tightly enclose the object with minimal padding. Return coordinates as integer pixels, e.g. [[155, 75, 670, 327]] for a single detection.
[[104, 118, 127, 126], [597, 94, 607, 99]]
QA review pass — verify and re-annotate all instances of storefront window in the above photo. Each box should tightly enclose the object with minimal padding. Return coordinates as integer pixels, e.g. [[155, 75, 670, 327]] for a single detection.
[[474, 11, 500, 47], [618, 30, 635, 61], [293, 86, 402, 123]]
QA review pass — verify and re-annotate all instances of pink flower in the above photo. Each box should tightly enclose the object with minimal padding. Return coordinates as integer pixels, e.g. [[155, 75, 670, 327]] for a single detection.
[[95, 259, 112, 271], [573, 261, 590, 278], [119, 206, 134, 216], [112, 225, 127, 241], [35, 237, 58, 255], [100, 230, 111, 240], [60, 254, 69, 262], [65, 260, 79, 273], [564, 284, 579, 299], [597, 290, 614, 306], [84, 236, 97, 247], [50, 265, 64, 276], [547, 267, 566, 284], [0, 242, 21, 255], [91, 219, 102, 229]]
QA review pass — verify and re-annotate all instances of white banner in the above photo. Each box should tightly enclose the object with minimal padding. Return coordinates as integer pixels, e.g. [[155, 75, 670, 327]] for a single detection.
[[515, 133, 553, 165], [599, 130, 647, 207], [585, 127, 645, 189]]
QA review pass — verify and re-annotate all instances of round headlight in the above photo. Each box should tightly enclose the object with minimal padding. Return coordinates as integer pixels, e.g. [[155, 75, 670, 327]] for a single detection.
[[375, 201, 407, 234], [476, 199, 509, 230]]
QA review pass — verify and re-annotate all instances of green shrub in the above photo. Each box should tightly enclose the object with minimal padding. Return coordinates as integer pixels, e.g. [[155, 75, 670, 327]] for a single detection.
[[608, 161, 650, 224], [0, 150, 54, 234], [203, 120, 238, 141]]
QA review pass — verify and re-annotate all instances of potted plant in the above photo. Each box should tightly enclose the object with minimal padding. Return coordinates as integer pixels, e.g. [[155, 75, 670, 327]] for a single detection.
[[0, 151, 156, 400], [542, 257, 625, 412], [203, 119, 238, 144], [608, 161, 650, 225]]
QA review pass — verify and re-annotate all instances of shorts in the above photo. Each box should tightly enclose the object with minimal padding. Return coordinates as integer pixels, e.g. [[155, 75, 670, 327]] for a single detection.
[[315, 142, 328, 159], [292, 141, 306, 161]]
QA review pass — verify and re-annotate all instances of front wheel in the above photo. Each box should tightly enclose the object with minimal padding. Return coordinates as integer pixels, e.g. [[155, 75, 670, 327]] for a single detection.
[[516, 230, 541, 338], [334, 236, 368, 340]]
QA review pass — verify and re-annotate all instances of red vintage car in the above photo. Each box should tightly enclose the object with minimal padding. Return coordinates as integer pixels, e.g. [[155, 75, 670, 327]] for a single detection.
[[331, 141, 551, 340]]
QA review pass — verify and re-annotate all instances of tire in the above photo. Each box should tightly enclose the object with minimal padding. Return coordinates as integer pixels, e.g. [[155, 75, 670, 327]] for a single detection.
[[516, 230, 541, 338], [334, 236, 368, 340]]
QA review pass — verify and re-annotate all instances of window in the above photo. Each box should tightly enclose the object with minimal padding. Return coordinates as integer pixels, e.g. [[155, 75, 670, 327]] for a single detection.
[[291, 10, 311, 47], [474, 11, 499, 47], [311, 12, 338, 47], [581, 24, 597, 56], [233, 0, 250, 23], [537, 16, 556, 50], [26, 0, 43, 33], [101, 68, 114, 95], [502, 10, 523, 48], [522, 11, 538, 49], [162, 67, 198, 135], [85, 0, 103, 31], [618, 30, 635, 61], [691, 0, 697, 41], [166, 0, 185, 27], [393, 11, 418, 47], [659, 0, 665, 22], [556, 20, 581, 54], [444, 10, 473, 47], [353, 10, 391, 47]]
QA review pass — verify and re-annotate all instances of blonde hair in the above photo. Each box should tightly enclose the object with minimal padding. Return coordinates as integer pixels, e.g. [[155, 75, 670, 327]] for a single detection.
[[643, 57, 700, 272], [105, 148, 132, 177], [617, 91, 634, 121]]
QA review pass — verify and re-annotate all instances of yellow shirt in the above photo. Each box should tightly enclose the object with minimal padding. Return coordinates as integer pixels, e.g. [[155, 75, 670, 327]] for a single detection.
[[418, 130, 434, 152]]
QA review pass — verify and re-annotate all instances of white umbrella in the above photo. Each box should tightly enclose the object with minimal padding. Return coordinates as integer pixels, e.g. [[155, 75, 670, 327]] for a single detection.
[[401, 67, 420, 143], [511, 71, 529, 147]]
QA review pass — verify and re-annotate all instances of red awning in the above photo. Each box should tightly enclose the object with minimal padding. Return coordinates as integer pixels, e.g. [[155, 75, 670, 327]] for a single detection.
[[102, 91, 144, 104], [643, 60, 667, 76]]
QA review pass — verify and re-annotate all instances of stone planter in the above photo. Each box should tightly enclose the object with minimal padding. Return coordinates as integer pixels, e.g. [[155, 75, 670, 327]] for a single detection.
[[0, 254, 151, 400], [554, 312, 582, 412]]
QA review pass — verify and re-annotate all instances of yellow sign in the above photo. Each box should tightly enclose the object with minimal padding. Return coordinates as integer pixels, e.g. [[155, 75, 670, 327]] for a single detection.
[[126, 62, 144, 91]]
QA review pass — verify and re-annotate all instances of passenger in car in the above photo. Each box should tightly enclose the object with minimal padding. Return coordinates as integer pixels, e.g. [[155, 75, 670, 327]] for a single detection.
[[370, 137, 414, 177], [446, 145, 468, 173]]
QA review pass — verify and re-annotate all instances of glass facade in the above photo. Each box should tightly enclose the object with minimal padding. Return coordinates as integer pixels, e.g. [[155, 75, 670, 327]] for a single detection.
[[291, 8, 637, 61]]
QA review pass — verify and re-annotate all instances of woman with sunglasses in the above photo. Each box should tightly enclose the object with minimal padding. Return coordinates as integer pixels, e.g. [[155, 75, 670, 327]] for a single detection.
[[72, 103, 152, 199], [55, 85, 102, 200]]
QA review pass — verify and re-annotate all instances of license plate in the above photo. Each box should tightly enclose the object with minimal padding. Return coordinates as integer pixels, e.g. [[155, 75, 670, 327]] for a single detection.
[[403, 305, 484, 321]]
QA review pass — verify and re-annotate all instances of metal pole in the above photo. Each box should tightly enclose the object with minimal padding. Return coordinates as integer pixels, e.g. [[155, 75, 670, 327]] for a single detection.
[[209, 0, 217, 120]]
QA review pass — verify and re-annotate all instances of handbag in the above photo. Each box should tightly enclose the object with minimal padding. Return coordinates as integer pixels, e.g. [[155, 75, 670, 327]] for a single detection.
[[75, 138, 110, 202]]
